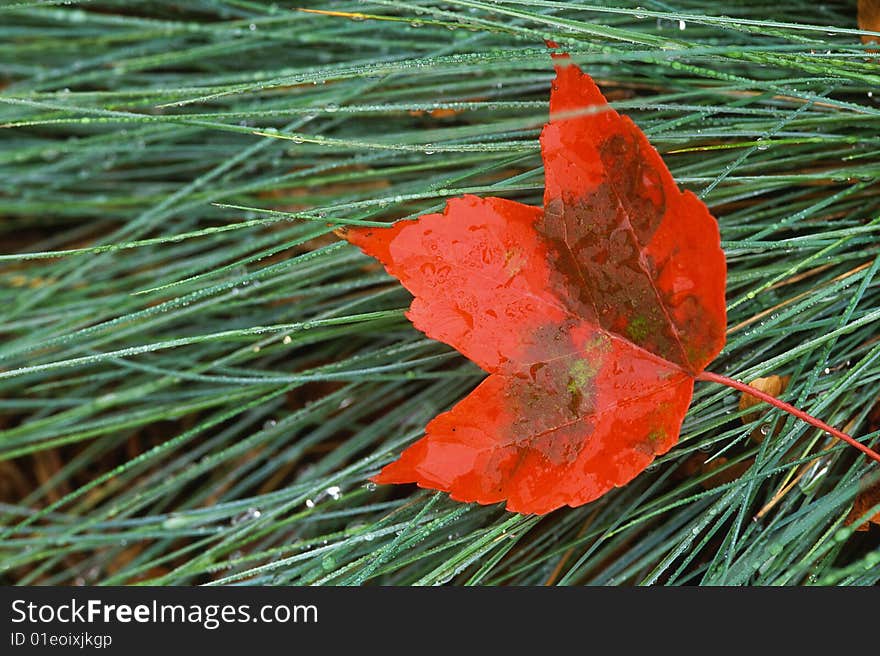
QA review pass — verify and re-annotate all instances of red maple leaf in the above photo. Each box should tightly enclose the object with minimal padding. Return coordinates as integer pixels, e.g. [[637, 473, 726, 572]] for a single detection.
[[339, 54, 879, 514]]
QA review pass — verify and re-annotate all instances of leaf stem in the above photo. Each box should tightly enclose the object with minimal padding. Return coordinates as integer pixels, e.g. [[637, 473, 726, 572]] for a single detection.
[[697, 370, 880, 464]]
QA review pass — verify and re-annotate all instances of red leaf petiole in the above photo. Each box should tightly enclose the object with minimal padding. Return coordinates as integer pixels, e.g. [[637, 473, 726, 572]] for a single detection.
[[697, 370, 880, 464]]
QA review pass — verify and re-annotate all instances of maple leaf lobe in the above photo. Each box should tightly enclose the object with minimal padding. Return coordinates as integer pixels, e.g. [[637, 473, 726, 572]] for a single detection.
[[343, 57, 726, 514]]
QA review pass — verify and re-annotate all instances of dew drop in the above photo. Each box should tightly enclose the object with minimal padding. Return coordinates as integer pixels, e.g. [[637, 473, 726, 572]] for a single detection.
[[232, 507, 262, 525], [799, 459, 830, 492]]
